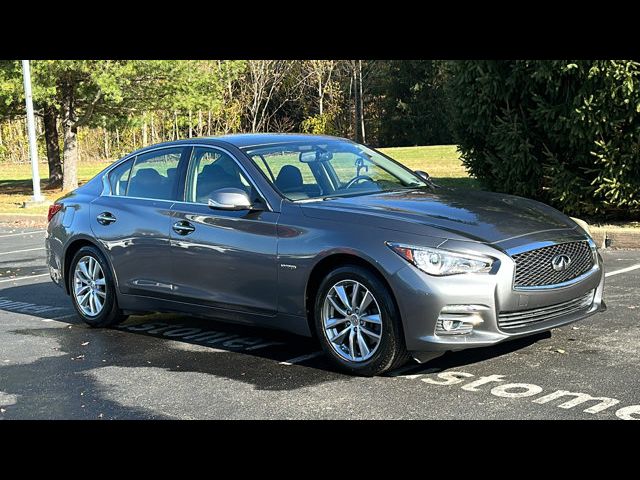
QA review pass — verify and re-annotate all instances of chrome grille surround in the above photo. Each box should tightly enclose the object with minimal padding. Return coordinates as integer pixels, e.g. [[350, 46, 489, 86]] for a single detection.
[[512, 241, 594, 288], [498, 289, 594, 331]]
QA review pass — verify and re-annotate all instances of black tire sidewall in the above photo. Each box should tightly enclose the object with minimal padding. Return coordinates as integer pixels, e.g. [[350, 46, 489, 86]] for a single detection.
[[314, 265, 406, 376], [69, 245, 121, 327]]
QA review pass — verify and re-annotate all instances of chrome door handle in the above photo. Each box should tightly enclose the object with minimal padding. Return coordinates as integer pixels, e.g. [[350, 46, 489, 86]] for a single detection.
[[172, 221, 195, 235], [96, 212, 116, 225]]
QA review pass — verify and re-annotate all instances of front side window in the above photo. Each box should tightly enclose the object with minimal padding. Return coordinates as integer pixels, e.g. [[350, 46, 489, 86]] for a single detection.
[[244, 140, 426, 201], [185, 147, 252, 204], [126, 148, 183, 200]]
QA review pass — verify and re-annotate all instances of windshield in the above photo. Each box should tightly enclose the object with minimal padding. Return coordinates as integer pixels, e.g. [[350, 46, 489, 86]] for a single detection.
[[243, 140, 427, 201]]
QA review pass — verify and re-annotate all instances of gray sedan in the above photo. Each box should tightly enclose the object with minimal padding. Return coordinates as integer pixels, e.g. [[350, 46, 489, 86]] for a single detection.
[[45, 134, 606, 376]]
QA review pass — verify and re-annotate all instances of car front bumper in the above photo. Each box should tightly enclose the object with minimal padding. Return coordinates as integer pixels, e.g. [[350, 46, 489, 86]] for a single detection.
[[391, 245, 606, 362]]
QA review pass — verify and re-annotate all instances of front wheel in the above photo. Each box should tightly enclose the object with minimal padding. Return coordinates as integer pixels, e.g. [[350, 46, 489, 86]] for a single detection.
[[69, 245, 128, 327], [314, 265, 409, 376]]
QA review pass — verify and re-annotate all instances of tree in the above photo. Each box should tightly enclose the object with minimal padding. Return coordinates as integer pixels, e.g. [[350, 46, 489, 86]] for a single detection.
[[447, 60, 640, 219], [0, 61, 64, 187], [163, 60, 246, 137], [33, 60, 190, 189], [372, 60, 453, 147], [239, 60, 310, 132]]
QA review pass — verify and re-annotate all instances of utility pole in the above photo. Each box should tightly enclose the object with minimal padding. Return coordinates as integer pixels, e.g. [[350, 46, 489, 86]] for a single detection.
[[22, 60, 44, 203]]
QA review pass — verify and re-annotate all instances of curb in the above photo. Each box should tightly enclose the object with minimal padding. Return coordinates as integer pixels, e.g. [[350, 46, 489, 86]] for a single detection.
[[0, 213, 47, 229], [590, 227, 640, 250]]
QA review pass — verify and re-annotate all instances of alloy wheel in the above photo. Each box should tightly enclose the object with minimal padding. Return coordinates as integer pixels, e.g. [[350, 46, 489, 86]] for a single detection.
[[321, 279, 383, 362], [73, 255, 107, 317]]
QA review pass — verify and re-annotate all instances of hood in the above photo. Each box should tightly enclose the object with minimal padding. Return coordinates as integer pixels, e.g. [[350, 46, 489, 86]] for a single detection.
[[300, 188, 578, 244]]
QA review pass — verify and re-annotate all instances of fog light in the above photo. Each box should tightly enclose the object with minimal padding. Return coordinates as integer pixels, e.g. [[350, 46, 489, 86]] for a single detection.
[[441, 319, 461, 331], [435, 304, 488, 336]]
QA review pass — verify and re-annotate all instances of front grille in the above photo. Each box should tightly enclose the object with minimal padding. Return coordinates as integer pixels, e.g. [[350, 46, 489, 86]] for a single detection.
[[512, 241, 594, 288], [498, 290, 594, 331]]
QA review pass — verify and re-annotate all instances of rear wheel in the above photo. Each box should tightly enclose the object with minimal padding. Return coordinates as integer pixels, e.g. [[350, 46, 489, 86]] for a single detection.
[[69, 246, 127, 327], [314, 265, 409, 376]]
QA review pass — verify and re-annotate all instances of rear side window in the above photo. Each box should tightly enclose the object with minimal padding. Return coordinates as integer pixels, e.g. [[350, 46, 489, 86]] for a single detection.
[[109, 158, 134, 196], [126, 148, 183, 200]]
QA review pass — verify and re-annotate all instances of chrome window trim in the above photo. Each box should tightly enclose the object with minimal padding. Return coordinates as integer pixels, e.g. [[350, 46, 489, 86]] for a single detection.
[[103, 145, 183, 198], [509, 237, 599, 291], [100, 143, 273, 212], [102, 195, 176, 205]]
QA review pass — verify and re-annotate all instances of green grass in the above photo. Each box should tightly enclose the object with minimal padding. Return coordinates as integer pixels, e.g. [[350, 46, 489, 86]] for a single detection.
[[379, 145, 477, 189], [0, 161, 112, 215], [0, 145, 476, 216]]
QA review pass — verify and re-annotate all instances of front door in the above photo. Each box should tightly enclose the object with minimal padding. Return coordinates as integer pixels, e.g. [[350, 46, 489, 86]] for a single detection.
[[169, 146, 279, 318], [90, 146, 187, 298]]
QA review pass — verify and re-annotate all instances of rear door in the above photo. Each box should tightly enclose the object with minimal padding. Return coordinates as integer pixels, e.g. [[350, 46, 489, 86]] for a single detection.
[[90, 146, 188, 298]]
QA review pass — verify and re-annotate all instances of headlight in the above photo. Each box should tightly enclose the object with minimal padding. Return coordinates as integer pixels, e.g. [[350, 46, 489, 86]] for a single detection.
[[387, 243, 494, 276]]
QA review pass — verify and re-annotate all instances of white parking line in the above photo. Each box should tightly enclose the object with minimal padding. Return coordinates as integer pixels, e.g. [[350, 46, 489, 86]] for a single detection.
[[387, 361, 422, 377], [605, 264, 640, 278], [0, 247, 45, 256], [49, 313, 77, 321], [0, 230, 45, 238], [0, 273, 50, 284], [279, 351, 324, 366]]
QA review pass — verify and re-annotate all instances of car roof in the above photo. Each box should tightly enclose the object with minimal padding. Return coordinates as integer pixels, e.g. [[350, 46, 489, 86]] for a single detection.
[[126, 133, 350, 157], [216, 133, 348, 148]]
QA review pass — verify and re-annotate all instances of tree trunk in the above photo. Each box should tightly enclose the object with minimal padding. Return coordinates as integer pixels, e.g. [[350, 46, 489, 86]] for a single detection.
[[207, 110, 212, 136], [150, 114, 156, 143], [103, 127, 110, 159], [62, 120, 78, 191], [188, 110, 193, 138], [358, 60, 366, 144], [43, 105, 63, 188], [319, 76, 324, 116], [142, 114, 148, 146], [353, 62, 362, 143], [198, 110, 203, 136], [20, 118, 28, 161], [61, 88, 79, 191]]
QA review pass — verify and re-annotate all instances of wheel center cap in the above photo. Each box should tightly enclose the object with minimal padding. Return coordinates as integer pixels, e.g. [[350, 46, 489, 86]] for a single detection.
[[348, 314, 359, 326], [90, 281, 96, 288]]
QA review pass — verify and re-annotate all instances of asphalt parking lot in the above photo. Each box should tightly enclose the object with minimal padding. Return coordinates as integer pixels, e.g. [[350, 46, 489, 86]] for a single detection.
[[1, 225, 639, 420]]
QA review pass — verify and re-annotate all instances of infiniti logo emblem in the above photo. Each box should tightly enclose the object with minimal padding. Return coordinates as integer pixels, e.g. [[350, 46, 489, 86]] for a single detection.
[[551, 254, 572, 272]]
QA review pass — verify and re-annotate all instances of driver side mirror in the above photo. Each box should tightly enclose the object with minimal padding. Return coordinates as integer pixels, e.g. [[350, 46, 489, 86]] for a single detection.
[[414, 170, 431, 182], [208, 188, 260, 211]]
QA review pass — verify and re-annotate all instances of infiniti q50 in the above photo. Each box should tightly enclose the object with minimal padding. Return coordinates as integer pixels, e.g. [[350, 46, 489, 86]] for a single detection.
[[46, 134, 605, 375]]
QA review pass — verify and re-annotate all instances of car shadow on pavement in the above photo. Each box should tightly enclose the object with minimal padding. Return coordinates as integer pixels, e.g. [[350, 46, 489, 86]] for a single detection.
[[395, 332, 552, 377], [1, 282, 552, 394]]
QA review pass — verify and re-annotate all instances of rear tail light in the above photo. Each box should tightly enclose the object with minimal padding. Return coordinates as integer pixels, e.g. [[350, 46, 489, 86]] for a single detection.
[[47, 204, 63, 222]]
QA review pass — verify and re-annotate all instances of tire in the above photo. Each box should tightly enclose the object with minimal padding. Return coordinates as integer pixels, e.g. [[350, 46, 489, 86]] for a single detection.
[[314, 264, 409, 376], [68, 245, 128, 328]]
